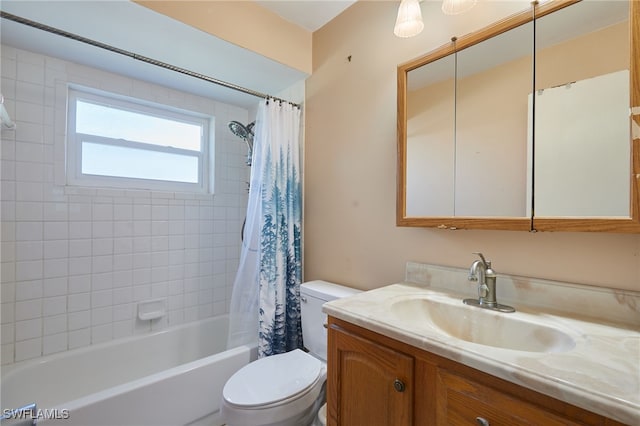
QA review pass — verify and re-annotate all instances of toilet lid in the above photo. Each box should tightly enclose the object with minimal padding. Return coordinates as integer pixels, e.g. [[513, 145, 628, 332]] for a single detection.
[[223, 349, 322, 407]]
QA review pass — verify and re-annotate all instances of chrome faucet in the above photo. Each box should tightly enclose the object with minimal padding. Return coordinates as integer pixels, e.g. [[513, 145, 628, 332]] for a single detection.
[[463, 252, 515, 313]]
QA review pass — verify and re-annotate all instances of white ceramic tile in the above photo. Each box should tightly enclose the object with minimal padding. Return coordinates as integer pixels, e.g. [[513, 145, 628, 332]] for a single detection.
[[1, 343, 14, 365], [113, 287, 132, 305], [114, 221, 133, 237], [68, 275, 91, 294], [43, 332, 67, 355], [91, 290, 112, 308], [1, 200, 16, 222], [43, 240, 68, 259], [68, 203, 92, 221], [68, 328, 90, 349], [42, 296, 66, 317], [15, 337, 41, 361], [151, 236, 169, 252], [91, 255, 113, 274], [151, 282, 168, 298], [1, 323, 14, 344], [112, 270, 132, 288], [16, 221, 42, 241], [92, 238, 113, 256], [69, 221, 92, 239], [91, 306, 112, 326], [92, 221, 113, 238], [69, 257, 91, 276], [15, 201, 43, 221], [112, 320, 133, 339], [44, 222, 68, 240], [15, 240, 43, 261], [151, 220, 168, 235], [113, 254, 133, 271], [132, 285, 151, 301], [113, 204, 133, 221], [133, 221, 151, 236], [43, 277, 67, 297], [43, 258, 67, 278], [15, 279, 43, 301], [132, 267, 151, 285], [1, 181, 16, 201], [16, 181, 43, 201], [16, 60, 44, 84], [43, 202, 67, 221], [92, 203, 113, 221], [133, 204, 151, 221], [43, 314, 66, 335], [169, 220, 185, 235], [16, 259, 43, 281], [91, 323, 113, 344], [151, 205, 169, 220], [15, 318, 41, 341], [91, 272, 113, 291], [69, 239, 91, 257], [15, 298, 41, 321], [68, 292, 90, 312], [112, 303, 132, 321], [133, 237, 151, 253], [168, 265, 183, 281], [113, 237, 133, 254], [67, 310, 90, 330], [1, 301, 15, 322], [151, 250, 169, 267], [15, 141, 44, 164]]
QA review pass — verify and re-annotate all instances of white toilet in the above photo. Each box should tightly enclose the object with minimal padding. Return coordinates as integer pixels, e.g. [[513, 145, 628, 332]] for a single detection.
[[221, 280, 360, 426]]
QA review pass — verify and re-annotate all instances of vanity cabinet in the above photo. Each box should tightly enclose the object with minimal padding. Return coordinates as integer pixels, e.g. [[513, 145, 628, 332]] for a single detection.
[[327, 322, 414, 425], [326, 317, 627, 426]]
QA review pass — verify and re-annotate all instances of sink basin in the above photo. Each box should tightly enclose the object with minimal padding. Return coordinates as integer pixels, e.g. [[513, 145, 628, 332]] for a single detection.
[[389, 295, 576, 353]]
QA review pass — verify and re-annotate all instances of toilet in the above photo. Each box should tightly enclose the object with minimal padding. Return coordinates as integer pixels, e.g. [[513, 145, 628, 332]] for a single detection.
[[221, 280, 360, 426]]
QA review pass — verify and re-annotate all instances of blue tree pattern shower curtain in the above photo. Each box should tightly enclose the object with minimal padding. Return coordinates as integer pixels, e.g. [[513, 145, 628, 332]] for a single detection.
[[227, 98, 302, 358], [258, 99, 302, 357]]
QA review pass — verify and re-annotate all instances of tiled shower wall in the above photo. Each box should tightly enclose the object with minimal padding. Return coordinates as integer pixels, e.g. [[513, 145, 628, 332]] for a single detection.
[[0, 45, 251, 364]]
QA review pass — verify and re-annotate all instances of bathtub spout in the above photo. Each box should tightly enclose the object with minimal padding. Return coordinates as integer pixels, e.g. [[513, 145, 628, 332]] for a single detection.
[[0, 402, 37, 425]]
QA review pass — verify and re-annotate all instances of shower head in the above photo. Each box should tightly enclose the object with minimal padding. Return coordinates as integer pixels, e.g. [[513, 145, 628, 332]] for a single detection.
[[228, 121, 254, 141], [228, 120, 255, 166]]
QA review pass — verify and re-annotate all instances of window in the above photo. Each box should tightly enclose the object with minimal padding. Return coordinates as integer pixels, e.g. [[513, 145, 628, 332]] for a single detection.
[[67, 88, 211, 192]]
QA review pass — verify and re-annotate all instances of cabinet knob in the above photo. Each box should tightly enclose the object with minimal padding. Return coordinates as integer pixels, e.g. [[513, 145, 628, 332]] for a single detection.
[[475, 417, 490, 426], [393, 379, 405, 392]]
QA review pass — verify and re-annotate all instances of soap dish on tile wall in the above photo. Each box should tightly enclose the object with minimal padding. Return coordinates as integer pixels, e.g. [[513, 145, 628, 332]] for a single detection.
[[137, 298, 166, 321]]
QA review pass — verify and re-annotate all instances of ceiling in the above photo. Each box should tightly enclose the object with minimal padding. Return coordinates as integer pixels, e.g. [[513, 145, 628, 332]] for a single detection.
[[255, 1, 356, 32], [0, 1, 354, 109]]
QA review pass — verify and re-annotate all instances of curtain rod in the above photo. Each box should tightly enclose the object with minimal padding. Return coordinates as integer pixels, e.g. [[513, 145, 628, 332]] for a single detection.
[[0, 11, 300, 108]]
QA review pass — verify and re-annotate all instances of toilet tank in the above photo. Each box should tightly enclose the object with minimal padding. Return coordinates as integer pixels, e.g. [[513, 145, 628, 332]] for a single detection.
[[300, 280, 361, 361]]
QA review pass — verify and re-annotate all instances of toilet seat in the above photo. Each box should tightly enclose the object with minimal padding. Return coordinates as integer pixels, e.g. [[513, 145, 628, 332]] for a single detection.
[[223, 349, 322, 408]]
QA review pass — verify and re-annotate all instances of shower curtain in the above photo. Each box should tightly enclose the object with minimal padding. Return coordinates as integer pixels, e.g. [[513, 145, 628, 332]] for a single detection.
[[227, 99, 302, 358]]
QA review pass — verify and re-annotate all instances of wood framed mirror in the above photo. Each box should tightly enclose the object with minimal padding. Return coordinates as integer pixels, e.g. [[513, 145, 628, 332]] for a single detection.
[[397, 0, 640, 233]]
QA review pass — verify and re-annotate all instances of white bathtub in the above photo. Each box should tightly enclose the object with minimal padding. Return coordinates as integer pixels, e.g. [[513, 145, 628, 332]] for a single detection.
[[1, 316, 256, 426]]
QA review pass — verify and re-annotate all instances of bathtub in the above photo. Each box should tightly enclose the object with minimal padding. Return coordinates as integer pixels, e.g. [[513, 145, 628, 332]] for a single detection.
[[1, 316, 256, 426]]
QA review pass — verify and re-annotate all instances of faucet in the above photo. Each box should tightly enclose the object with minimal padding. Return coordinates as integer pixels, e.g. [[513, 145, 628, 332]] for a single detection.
[[463, 252, 515, 313]]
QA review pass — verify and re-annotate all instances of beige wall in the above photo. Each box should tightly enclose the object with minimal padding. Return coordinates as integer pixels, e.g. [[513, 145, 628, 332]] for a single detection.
[[134, 0, 312, 74], [305, 1, 640, 292]]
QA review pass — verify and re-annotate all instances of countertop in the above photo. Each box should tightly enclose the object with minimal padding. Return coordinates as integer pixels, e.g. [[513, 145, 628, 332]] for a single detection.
[[322, 263, 640, 425]]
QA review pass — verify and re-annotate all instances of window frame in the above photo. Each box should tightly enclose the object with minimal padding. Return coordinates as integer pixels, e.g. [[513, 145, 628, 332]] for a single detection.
[[66, 87, 212, 193]]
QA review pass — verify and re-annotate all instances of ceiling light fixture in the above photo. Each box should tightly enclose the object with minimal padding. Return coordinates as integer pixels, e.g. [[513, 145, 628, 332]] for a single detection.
[[394, 0, 424, 38], [441, 0, 477, 15]]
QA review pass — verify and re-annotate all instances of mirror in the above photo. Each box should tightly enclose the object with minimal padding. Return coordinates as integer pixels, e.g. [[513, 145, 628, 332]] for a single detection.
[[406, 55, 455, 217], [455, 22, 533, 217], [397, 0, 640, 232], [533, 1, 640, 232]]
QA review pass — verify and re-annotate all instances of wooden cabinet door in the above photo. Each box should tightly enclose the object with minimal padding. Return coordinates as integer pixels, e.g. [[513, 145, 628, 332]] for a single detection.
[[328, 325, 414, 426]]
